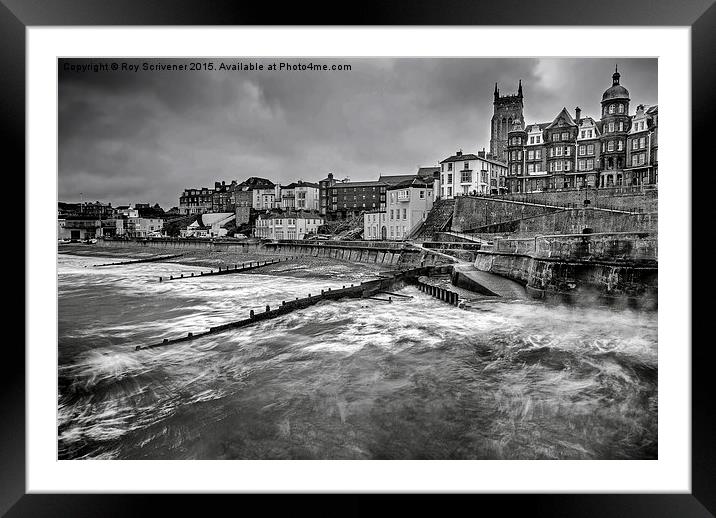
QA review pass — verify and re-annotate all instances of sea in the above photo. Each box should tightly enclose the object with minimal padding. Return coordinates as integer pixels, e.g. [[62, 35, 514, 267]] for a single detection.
[[57, 253, 658, 460]]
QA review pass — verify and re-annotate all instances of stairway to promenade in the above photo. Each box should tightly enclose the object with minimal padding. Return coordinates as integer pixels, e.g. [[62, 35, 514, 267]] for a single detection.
[[409, 199, 455, 240]]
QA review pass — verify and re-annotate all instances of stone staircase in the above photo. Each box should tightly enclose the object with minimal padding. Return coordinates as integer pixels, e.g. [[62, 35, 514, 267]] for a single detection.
[[409, 199, 455, 241]]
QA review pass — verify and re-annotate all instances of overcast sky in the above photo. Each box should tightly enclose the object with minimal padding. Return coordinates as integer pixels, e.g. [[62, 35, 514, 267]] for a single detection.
[[59, 58, 657, 209]]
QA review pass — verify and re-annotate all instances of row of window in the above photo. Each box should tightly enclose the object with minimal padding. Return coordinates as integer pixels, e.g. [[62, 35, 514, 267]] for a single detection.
[[257, 218, 321, 225], [329, 187, 386, 194], [604, 103, 627, 115], [390, 208, 408, 220], [632, 120, 647, 132], [441, 161, 503, 173], [550, 132, 572, 142], [631, 152, 648, 167], [442, 172, 496, 184], [604, 121, 627, 133], [631, 136, 648, 150]]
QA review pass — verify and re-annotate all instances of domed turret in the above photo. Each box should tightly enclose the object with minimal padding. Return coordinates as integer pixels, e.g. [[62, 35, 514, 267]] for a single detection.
[[602, 65, 630, 101]]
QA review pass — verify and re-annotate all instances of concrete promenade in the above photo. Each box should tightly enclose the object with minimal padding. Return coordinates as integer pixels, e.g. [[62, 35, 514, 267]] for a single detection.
[[452, 264, 528, 300]]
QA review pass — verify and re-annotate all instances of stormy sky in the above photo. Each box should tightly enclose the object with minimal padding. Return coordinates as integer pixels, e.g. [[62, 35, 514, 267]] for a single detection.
[[59, 58, 657, 209]]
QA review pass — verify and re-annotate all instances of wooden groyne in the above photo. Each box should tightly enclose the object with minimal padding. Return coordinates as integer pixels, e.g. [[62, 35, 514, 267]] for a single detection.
[[94, 254, 184, 267], [134, 265, 455, 351], [415, 279, 460, 306], [158, 257, 294, 282]]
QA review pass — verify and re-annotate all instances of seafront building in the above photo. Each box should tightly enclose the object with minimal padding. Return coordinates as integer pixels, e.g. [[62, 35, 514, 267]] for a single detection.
[[212, 181, 237, 213], [278, 181, 320, 211], [254, 211, 324, 240], [363, 211, 387, 240], [439, 150, 508, 198], [179, 187, 213, 215], [506, 68, 658, 193], [233, 189, 253, 225], [383, 177, 435, 240]]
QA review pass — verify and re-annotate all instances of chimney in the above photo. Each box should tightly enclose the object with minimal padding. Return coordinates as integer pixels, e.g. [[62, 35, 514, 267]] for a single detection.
[[456, 149, 462, 157], [575, 107, 581, 123], [328, 172, 333, 180]]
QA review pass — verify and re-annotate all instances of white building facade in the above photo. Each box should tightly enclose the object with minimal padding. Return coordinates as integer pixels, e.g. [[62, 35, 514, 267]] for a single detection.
[[363, 211, 387, 241], [255, 212, 323, 240], [439, 150, 508, 198], [385, 180, 434, 240], [279, 181, 320, 211], [252, 188, 276, 210]]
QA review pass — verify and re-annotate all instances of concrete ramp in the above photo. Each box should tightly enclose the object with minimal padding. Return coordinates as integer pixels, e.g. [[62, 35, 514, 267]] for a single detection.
[[451, 264, 527, 300]]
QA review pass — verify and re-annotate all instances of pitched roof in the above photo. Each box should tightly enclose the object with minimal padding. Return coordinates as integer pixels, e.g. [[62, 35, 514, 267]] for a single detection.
[[417, 166, 440, 176], [526, 122, 551, 132], [545, 107, 577, 129], [239, 177, 275, 189], [440, 153, 480, 163], [281, 181, 320, 189], [195, 212, 235, 228], [387, 177, 434, 190], [378, 174, 419, 185]]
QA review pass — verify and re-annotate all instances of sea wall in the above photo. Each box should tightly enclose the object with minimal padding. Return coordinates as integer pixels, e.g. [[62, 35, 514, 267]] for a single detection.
[[96, 238, 454, 267], [472, 208, 657, 235], [498, 186, 658, 212], [451, 196, 561, 232], [473, 250, 657, 309]]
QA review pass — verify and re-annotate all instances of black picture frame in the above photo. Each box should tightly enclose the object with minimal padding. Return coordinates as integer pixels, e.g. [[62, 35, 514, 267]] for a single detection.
[[5, 0, 712, 514]]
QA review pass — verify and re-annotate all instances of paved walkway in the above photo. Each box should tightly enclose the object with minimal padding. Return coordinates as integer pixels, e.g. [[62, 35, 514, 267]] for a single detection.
[[453, 264, 528, 300]]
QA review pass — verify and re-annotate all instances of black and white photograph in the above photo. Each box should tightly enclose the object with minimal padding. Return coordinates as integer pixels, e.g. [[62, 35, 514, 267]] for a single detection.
[[56, 57, 659, 461]]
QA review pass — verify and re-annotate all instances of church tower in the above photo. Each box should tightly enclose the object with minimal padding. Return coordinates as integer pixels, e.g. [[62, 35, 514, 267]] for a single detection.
[[490, 80, 524, 163]]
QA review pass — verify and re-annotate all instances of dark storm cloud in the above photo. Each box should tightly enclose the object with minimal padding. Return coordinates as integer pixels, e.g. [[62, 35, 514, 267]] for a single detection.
[[58, 57, 657, 208]]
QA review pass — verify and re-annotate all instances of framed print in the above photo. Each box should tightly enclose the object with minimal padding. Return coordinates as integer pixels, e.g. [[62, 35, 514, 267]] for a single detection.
[[5, 0, 714, 514]]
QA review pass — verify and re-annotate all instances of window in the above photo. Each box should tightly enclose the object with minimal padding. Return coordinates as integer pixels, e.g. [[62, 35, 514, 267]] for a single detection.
[[556, 146, 563, 156], [579, 145, 586, 155], [552, 134, 559, 142], [447, 174, 453, 184], [608, 141, 615, 152], [618, 140, 623, 151], [565, 161, 571, 171], [618, 104, 624, 114], [530, 136, 535, 144], [447, 163, 453, 171], [390, 209, 393, 219], [464, 161, 470, 170], [535, 149, 542, 159], [556, 161, 563, 172], [609, 105, 615, 114], [461, 171, 472, 183], [618, 122, 623, 131], [639, 137, 646, 148], [609, 122, 614, 132], [402, 208, 407, 219], [587, 158, 594, 170], [587, 144, 594, 154], [562, 132, 569, 141], [419, 190, 425, 199], [579, 159, 586, 170]]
